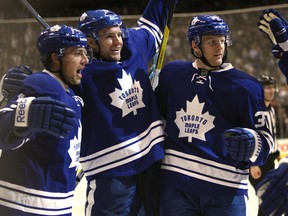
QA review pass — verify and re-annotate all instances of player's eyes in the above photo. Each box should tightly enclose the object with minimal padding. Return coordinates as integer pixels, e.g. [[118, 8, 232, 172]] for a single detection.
[[105, 33, 122, 40], [205, 39, 225, 46], [75, 50, 88, 57]]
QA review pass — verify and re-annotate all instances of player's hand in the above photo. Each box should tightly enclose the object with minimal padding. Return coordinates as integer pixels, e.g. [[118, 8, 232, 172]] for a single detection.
[[14, 97, 76, 138], [223, 127, 256, 162], [258, 9, 288, 45], [261, 9, 288, 23], [256, 159, 288, 216], [250, 166, 262, 180], [0, 65, 32, 102]]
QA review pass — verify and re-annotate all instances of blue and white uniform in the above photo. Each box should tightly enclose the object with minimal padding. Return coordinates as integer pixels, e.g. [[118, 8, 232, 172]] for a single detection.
[[155, 61, 273, 200], [72, 0, 178, 214], [76, 0, 176, 181], [0, 71, 82, 216]]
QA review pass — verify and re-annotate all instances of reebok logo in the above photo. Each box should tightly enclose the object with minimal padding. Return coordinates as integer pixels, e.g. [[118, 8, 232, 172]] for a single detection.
[[14, 97, 35, 127]]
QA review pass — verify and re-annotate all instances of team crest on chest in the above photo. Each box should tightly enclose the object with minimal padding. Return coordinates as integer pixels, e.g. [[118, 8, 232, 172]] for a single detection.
[[174, 95, 215, 142], [68, 121, 82, 169], [109, 70, 145, 117]]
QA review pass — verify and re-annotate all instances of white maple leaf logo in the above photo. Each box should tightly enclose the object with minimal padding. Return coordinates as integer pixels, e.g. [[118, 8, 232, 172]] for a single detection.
[[68, 121, 82, 169], [174, 95, 215, 142], [50, 25, 61, 32], [109, 70, 145, 117]]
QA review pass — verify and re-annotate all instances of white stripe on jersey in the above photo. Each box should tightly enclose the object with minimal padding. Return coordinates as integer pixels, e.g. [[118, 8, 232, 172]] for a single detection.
[[0, 180, 74, 215], [80, 120, 165, 177], [266, 106, 278, 152], [138, 17, 163, 52], [162, 149, 249, 190]]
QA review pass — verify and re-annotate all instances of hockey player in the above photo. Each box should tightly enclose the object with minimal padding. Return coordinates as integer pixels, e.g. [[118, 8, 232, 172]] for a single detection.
[[256, 8, 288, 216], [154, 15, 273, 215], [249, 75, 280, 216], [74, 0, 178, 215], [0, 24, 88, 216]]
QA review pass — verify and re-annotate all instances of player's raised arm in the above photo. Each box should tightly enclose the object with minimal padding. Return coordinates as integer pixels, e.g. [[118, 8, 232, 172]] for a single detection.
[[138, 0, 178, 53], [257, 9, 288, 216], [258, 9, 288, 83]]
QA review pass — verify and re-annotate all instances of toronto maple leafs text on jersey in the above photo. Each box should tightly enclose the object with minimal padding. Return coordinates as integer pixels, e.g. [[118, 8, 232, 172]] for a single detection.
[[73, 0, 173, 181]]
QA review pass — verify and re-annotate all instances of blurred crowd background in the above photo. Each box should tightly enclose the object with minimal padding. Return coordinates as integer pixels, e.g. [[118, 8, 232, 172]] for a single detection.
[[1, 0, 287, 18], [1, 1, 288, 143]]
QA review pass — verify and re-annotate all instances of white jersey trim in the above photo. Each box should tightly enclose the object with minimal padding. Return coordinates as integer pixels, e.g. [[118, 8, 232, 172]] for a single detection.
[[138, 17, 163, 52], [0, 180, 74, 215], [162, 149, 249, 190], [80, 120, 164, 177]]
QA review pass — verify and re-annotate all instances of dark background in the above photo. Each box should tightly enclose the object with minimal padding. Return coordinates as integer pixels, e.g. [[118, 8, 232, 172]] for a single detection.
[[2, 1, 288, 139], [1, 0, 287, 19]]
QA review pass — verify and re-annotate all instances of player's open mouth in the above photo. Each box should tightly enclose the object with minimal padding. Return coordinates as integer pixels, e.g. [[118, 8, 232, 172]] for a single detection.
[[76, 70, 83, 79], [111, 49, 120, 54]]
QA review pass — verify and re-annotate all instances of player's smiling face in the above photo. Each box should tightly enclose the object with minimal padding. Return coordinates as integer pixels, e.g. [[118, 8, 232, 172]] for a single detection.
[[97, 26, 123, 62], [61, 47, 88, 87]]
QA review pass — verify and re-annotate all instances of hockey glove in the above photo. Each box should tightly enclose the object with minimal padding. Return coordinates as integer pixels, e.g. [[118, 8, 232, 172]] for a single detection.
[[272, 44, 284, 59], [14, 97, 76, 139], [256, 159, 288, 216], [224, 127, 256, 162], [0, 65, 32, 102], [258, 9, 288, 45]]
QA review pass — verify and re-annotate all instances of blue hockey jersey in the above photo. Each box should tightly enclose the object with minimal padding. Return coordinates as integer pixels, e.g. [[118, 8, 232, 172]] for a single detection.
[[0, 71, 82, 216], [155, 61, 274, 196], [74, 0, 178, 180], [278, 53, 288, 83]]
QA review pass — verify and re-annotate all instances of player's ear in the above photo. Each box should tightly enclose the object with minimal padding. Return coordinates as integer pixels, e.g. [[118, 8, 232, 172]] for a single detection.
[[51, 53, 59, 63], [50, 53, 61, 70], [191, 40, 199, 50], [191, 40, 202, 58]]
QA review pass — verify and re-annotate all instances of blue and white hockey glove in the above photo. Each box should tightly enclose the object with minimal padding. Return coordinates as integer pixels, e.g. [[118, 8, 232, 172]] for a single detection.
[[0, 65, 32, 102], [258, 9, 288, 45], [14, 97, 76, 139], [224, 127, 260, 162], [256, 158, 288, 216]]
